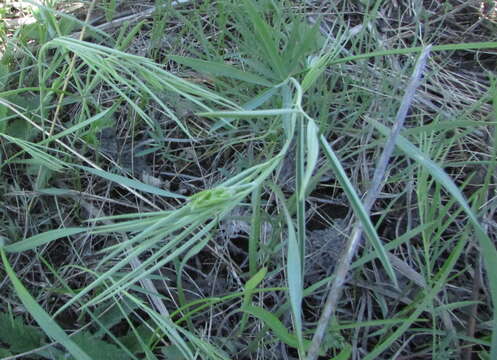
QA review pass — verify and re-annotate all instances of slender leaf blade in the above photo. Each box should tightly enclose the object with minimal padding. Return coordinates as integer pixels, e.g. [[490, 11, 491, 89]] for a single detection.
[[4, 228, 86, 253], [1, 250, 92, 360], [77, 165, 187, 199], [300, 119, 319, 200], [372, 120, 497, 356], [319, 135, 398, 286], [171, 56, 272, 86]]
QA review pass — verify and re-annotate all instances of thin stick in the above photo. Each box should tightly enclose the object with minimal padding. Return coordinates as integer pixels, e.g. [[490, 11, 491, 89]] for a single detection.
[[306, 45, 432, 360]]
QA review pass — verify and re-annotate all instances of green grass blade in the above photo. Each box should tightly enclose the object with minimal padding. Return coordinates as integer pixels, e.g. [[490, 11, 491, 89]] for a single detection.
[[38, 107, 115, 146], [77, 165, 187, 199], [198, 108, 298, 118], [243, 305, 305, 349], [270, 184, 304, 354], [249, 185, 262, 277], [319, 134, 398, 286], [176, 235, 211, 331], [331, 41, 497, 66], [4, 227, 86, 253], [238, 267, 267, 335], [372, 119, 497, 356], [364, 229, 468, 359], [300, 119, 319, 200], [0, 134, 67, 172], [1, 249, 92, 360], [242, 0, 285, 79], [170, 56, 272, 86], [210, 86, 280, 132]]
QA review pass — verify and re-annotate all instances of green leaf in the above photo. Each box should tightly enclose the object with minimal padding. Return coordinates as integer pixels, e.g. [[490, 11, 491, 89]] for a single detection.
[[0, 103, 8, 134], [77, 165, 187, 199], [6, 118, 34, 141], [284, 20, 321, 74], [199, 108, 298, 118], [0, 311, 45, 354], [1, 250, 92, 360], [319, 135, 398, 287], [371, 119, 497, 357], [0, 349, 12, 357], [300, 119, 319, 200], [93, 299, 139, 338], [0, 63, 10, 90], [242, 0, 285, 78], [238, 267, 267, 334], [4, 227, 86, 253], [245, 267, 267, 292], [171, 56, 272, 86], [119, 321, 158, 355], [70, 332, 131, 360], [161, 344, 186, 360], [330, 343, 352, 360], [270, 184, 304, 353], [243, 305, 304, 349]]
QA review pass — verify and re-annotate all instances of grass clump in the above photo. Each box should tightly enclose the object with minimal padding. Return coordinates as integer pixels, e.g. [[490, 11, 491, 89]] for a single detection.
[[1, 0, 497, 359]]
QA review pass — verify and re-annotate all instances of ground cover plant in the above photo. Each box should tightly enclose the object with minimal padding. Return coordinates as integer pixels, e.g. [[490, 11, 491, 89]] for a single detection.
[[1, 0, 497, 359]]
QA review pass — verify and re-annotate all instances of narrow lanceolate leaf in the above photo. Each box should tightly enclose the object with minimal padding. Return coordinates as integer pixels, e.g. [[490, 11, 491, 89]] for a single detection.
[[4, 227, 86, 253], [249, 185, 262, 276], [211, 87, 280, 132], [1, 250, 92, 360], [242, 0, 285, 79], [300, 119, 319, 200], [39, 107, 116, 145], [170, 56, 272, 86], [364, 229, 467, 360], [198, 108, 298, 118], [243, 305, 303, 349], [330, 41, 497, 67], [285, 210, 304, 349], [238, 267, 268, 335], [77, 165, 187, 199], [0, 134, 66, 172], [372, 119, 497, 357], [270, 184, 304, 354], [319, 135, 398, 286]]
